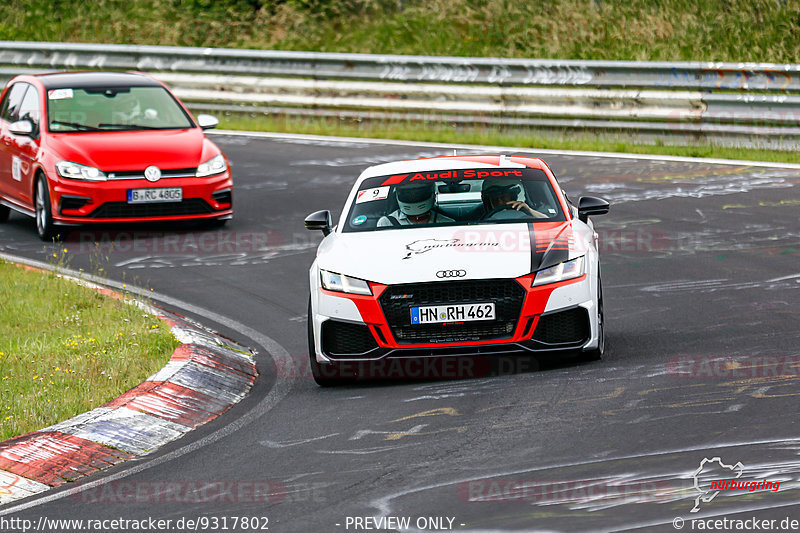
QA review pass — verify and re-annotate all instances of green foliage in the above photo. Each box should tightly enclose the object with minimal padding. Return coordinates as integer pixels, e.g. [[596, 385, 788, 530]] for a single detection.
[[1, 0, 799, 62]]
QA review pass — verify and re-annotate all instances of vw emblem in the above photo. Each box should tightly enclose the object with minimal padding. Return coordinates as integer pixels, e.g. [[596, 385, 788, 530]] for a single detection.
[[436, 269, 466, 279], [144, 165, 162, 182]]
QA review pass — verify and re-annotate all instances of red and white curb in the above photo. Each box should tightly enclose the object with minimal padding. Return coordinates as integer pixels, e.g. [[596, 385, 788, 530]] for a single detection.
[[0, 267, 257, 505]]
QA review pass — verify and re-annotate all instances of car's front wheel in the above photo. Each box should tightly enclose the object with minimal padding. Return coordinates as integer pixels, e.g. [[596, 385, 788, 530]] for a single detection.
[[35, 177, 59, 241], [583, 276, 604, 361], [0, 203, 9, 223]]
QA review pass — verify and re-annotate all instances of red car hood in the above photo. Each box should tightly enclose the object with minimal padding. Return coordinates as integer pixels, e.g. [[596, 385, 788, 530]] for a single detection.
[[47, 128, 207, 170]]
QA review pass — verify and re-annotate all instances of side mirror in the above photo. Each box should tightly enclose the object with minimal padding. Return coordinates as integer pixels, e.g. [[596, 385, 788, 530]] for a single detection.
[[9, 119, 34, 136], [196, 114, 219, 130], [577, 196, 609, 223], [305, 210, 332, 236]]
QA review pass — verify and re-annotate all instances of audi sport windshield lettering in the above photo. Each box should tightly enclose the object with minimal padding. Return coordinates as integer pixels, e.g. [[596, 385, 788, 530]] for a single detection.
[[344, 168, 566, 232]]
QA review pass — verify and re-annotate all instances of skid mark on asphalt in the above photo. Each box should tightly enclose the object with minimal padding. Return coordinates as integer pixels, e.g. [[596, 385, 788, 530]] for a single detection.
[[113, 246, 316, 269], [392, 408, 461, 422], [350, 425, 428, 441], [369, 438, 800, 533], [260, 433, 341, 449], [632, 273, 800, 294], [317, 444, 419, 455], [572, 167, 799, 204]]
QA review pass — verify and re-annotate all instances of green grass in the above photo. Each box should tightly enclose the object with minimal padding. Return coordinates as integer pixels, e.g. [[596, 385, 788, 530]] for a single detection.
[[216, 112, 800, 164], [1, 0, 799, 63], [0, 259, 180, 441]]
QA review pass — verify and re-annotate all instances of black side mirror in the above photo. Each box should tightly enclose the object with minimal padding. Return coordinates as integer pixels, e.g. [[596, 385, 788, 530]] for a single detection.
[[577, 196, 609, 223], [305, 210, 332, 236]]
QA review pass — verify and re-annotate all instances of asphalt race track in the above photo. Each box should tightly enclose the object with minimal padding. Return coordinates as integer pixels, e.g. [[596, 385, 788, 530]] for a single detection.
[[1, 132, 799, 532]]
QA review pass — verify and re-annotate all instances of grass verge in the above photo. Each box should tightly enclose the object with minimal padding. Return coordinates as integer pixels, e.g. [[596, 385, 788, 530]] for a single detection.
[[1, 0, 799, 63], [0, 258, 180, 441], [217, 112, 800, 165]]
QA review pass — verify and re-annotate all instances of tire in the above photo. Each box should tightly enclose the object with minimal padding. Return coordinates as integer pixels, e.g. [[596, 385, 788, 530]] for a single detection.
[[0, 203, 9, 223], [583, 276, 604, 361], [35, 177, 60, 241], [308, 297, 349, 387]]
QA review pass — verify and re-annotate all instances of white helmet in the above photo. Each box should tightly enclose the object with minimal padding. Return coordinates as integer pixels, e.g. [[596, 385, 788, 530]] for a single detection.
[[396, 182, 435, 217]]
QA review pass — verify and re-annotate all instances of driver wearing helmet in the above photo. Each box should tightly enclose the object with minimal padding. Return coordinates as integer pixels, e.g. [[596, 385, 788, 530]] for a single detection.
[[377, 182, 454, 227], [481, 179, 548, 219], [111, 91, 142, 123]]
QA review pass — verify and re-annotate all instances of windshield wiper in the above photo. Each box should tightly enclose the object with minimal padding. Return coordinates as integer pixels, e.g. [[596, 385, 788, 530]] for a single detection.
[[98, 123, 162, 130], [50, 120, 103, 132]]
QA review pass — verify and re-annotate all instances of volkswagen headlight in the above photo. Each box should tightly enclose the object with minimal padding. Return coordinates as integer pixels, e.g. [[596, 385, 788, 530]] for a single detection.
[[56, 161, 107, 182], [196, 154, 227, 177]]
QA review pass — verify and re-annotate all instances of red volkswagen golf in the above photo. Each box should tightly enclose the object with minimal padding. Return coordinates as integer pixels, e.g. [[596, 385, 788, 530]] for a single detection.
[[0, 71, 233, 240]]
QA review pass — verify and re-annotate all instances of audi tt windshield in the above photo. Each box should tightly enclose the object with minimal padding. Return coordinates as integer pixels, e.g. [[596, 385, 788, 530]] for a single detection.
[[343, 168, 566, 232]]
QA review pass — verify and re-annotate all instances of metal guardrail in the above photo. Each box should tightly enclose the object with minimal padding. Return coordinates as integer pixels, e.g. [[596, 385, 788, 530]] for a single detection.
[[2, 41, 800, 150]]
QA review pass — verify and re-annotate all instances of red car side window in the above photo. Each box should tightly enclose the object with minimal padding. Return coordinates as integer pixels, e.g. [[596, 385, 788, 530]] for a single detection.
[[0, 83, 30, 123], [18, 85, 40, 129]]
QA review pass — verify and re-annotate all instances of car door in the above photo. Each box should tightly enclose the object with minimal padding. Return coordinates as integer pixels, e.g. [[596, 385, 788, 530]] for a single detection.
[[9, 84, 42, 206], [0, 82, 31, 205]]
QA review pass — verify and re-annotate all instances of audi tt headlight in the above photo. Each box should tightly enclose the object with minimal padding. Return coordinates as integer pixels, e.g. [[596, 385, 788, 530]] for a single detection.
[[533, 256, 585, 286], [320, 270, 372, 295], [196, 154, 227, 177], [56, 161, 107, 182]]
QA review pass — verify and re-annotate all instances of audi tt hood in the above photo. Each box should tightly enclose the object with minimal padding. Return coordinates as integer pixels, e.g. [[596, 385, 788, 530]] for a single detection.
[[47, 128, 208, 170], [317, 222, 586, 285]]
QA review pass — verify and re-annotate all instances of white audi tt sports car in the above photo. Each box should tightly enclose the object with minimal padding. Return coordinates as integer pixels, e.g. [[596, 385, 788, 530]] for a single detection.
[[305, 154, 609, 385]]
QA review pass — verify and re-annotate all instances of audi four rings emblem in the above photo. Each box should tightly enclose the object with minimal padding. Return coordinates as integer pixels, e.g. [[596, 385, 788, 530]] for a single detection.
[[436, 269, 466, 278]]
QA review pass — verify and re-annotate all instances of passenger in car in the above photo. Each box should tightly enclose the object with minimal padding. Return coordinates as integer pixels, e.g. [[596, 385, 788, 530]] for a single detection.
[[378, 182, 455, 227], [481, 180, 549, 219]]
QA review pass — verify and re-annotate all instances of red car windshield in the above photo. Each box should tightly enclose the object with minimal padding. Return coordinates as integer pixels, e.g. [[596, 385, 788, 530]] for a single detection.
[[46, 86, 194, 132]]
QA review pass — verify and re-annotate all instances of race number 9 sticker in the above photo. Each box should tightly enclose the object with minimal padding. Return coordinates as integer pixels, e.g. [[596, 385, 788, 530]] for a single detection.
[[356, 186, 390, 204]]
